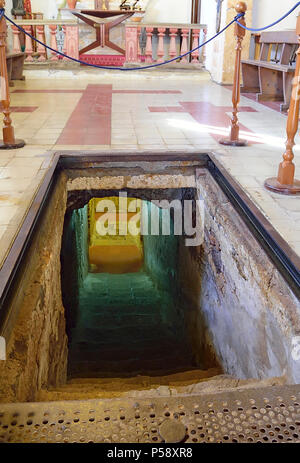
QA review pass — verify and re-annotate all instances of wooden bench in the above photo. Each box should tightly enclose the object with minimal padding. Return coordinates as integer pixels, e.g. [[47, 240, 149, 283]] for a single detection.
[[6, 52, 25, 86], [241, 31, 298, 111]]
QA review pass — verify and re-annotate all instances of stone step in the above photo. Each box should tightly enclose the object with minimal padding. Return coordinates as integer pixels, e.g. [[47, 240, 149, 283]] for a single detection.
[[78, 295, 164, 309], [69, 342, 191, 363], [70, 324, 179, 344], [68, 271, 183, 379], [77, 301, 173, 315], [36, 373, 286, 403], [35, 370, 234, 402], [67, 353, 196, 378], [46, 369, 221, 392], [70, 336, 191, 353], [78, 286, 164, 299], [79, 285, 158, 296], [69, 340, 187, 358], [77, 305, 162, 318], [77, 312, 160, 327], [83, 275, 156, 291], [80, 276, 161, 296]]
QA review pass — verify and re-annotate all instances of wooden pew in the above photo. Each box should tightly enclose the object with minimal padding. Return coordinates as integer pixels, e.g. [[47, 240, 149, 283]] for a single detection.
[[6, 52, 25, 86], [241, 31, 298, 112]]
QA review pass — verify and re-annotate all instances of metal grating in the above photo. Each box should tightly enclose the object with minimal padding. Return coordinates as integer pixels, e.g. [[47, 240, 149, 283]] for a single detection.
[[1, 384, 300, 443]]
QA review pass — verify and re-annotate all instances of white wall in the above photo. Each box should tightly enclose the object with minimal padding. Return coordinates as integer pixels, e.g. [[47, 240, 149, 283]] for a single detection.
[[143, 0, 192, 24], [200, 0, 228, 82], [252, 0, 298, 31], [30, 0, 58, 18], [5, 0, 13, 17], [26, 0, 191, 23]]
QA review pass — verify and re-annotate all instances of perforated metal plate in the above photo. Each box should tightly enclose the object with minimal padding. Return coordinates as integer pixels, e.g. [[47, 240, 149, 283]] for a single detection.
[[1, 384, 300, 443]]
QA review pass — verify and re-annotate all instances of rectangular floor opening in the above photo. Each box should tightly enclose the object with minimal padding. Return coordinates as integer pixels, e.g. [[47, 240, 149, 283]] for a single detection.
[[0, 157, 298, 407]]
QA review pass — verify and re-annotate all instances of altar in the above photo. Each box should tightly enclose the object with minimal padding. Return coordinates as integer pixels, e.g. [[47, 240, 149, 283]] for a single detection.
[[72, 8, 144, 57], [59, 1, 145, 65]]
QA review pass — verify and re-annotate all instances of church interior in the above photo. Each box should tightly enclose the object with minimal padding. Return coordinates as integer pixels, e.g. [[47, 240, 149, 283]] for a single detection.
[[0, 0, 299, 445]]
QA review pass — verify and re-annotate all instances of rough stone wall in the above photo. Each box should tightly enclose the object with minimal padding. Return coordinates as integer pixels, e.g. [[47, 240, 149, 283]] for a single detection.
[[75, 206, 89, 285], [0, 174, 69, 403], [143, 201, 178, 293], [61, 205, 89, 342], [142, 201, 186, 334], [179, 169, 300, 383]]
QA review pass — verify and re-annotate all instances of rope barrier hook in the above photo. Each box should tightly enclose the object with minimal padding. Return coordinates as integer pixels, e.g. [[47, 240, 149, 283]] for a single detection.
[[219, 1, 248, 147], [0, 2, 25, 150]]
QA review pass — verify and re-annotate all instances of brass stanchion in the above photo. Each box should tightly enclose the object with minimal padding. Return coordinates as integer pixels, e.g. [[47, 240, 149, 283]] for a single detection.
[[265, 14, 300, 195], [219, 2, 247, 147], [0, 1, 25, 150]]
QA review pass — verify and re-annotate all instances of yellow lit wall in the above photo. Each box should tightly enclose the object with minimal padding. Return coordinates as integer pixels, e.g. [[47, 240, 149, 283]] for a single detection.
[[88, 197, 144, 274]]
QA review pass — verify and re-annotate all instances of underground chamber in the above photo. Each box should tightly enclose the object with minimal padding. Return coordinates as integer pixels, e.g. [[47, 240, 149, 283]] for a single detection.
[[0, 156, 299, 405], [61, 195, 204, 379]]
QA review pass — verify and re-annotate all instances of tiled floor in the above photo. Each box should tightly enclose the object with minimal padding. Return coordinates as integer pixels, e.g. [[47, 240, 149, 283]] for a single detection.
[[0, 70, 299, 267]]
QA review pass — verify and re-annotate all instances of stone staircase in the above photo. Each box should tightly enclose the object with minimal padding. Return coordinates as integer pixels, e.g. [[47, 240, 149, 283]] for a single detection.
[[37, 273, 287, 402], [37, 368, 222, 402], [68, 272, 196, 378], [36, 370, 287, 402]]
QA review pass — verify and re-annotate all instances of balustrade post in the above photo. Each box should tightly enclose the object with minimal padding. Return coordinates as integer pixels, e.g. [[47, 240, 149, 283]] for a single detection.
[[169, 28, 178, 61], [62, 25, 68, 61], [36, 25, 46, 61], [191, 29, 200, 63], [145, 27, 153, 63], [0, 1, 25, 149], [264, 14, 300, 195], [125, 25, 138, 63], [63, 25, 79, 61], [49, 25, 58, 61], [157, 27, 166, 63], [24, 25, 33, 61], [219, 2, 248, 147], [137, 27, 142, 62], [180, 28, 189, 63], [12, 25, 21, 53], [202, 28, 207, 63]]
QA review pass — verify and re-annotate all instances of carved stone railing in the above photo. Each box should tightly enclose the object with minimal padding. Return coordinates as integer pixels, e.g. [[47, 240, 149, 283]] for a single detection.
[[10, 19, 207, 68], [11, 19, 79, 63], [125, 22, 207, 66]]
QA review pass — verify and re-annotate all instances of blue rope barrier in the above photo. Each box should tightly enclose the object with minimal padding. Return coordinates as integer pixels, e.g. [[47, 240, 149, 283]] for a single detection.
[[235, 1, 300, 32], [1, 9, 242, 71], [1, 1, 299, 71]]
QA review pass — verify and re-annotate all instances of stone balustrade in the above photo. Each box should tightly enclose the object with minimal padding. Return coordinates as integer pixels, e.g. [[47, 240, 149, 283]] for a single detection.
[[125, 22, 207, 66], [10, 19, 207, 69], [11, 20, 79, 63]]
